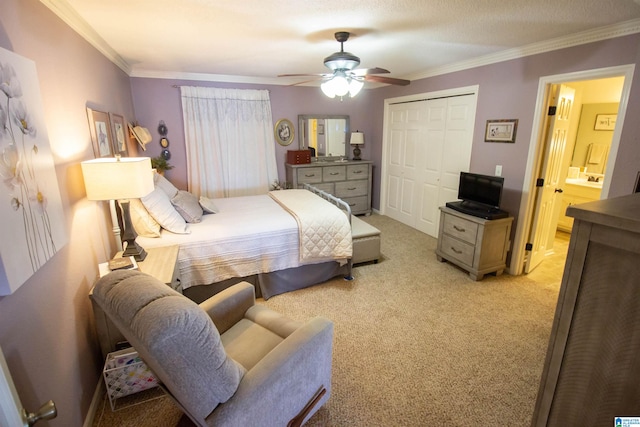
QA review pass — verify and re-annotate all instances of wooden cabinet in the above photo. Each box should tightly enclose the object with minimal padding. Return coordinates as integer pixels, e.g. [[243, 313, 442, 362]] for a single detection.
[[531, 193, 640, 426], [556, 182, 602, 232], [286, 160, 373, 215], [435, 207, 513, 280]]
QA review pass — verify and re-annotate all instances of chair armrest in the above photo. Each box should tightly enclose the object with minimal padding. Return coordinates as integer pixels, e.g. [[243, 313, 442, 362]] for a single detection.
[[208, 317, 334, 426], [199, 281, 255, 334]]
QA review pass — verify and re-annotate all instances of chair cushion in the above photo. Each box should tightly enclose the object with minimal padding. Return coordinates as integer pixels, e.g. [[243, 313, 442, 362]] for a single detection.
[[92, 270, 245, 422]]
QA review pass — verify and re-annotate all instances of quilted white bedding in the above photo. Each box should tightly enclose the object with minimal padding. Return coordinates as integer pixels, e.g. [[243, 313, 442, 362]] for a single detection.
[[136, 190, 351, 291]]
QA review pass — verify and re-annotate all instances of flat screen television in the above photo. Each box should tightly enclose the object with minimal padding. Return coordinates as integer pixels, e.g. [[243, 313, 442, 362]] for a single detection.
[[446, 172, 507, 219]]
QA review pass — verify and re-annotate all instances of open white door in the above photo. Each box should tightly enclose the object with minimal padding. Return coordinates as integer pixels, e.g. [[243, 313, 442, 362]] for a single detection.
[[525, 84, 575, 273], [0, 345, 57, 427]]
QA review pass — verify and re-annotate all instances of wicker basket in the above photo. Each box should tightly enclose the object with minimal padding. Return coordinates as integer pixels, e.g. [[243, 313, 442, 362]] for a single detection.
[[103, 348, 159, 410]]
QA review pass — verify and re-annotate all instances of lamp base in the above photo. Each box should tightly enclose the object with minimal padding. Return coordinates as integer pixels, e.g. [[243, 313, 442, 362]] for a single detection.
[[352, 146, 362, 161], [119, 199, 147, 262], [122, 241, 147, 262]]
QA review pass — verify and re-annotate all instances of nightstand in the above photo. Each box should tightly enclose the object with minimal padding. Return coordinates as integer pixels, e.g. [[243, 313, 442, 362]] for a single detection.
[[90, 245, 181, 359]]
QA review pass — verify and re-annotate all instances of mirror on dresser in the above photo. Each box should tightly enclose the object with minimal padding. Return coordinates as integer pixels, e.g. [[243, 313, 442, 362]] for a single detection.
[[298, 115, 349, 160]]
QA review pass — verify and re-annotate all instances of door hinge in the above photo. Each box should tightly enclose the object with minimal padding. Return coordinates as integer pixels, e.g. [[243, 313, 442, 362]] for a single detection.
[[536, 178, 544, 187], [548, 106, 557, 116], [525, 243, 533, 251]]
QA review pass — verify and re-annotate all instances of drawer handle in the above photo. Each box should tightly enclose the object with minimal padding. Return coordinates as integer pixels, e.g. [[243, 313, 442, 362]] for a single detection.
[[352, 170, 362, 174], [349, 203, 356, 206], [451, 247, 463, 254], [453, 225, 466, 232], [304, 173, 316, 177], [330, 172, 339, 175], [347, 187, 356, 191]]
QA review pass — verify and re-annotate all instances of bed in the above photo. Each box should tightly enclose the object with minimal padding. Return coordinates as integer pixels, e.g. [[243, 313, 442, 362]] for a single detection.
[[133, 179, 353, 300]]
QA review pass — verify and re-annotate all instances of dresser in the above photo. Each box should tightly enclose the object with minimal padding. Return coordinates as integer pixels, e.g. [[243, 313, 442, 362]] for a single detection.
[[435, 207, 513, 280], [286, 160, 373, 215], [531, 193, 640, 426]]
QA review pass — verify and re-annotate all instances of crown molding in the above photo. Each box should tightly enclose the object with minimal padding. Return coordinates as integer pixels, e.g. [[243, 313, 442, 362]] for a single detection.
[[40, 1, 640, 85], [404, 18, 640, 82], [39, 0, 131, 74]]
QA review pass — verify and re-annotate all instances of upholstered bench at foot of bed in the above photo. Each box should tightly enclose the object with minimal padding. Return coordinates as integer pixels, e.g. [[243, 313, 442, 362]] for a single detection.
[[351, 215, 381, 264]]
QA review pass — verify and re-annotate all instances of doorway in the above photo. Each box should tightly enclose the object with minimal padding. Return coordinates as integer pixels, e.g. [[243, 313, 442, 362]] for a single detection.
[[511, 65, 635, 275]]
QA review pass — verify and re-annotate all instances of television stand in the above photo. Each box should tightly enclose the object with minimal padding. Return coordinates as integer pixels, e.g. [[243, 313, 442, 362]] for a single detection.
[[445, 200, 509, 220], [436, 206, 513, 280]]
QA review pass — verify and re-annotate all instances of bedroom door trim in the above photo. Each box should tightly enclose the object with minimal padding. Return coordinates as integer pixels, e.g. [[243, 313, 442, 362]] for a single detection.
[[510, 64, 635, 275]]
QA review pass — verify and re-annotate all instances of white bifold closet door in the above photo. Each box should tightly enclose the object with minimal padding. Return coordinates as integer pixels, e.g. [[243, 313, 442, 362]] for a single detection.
[[384, 94, 476, 237]]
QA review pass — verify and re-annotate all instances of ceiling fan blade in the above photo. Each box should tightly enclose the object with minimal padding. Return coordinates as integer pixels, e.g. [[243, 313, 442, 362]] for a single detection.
[[364, 75, 411, 86], [352, 67, 390, 76]]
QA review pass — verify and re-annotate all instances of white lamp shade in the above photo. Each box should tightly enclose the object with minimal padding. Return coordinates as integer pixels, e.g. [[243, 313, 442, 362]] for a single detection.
[[350, 132, 365, 145], [321, 80, 336, 98], [349, 79, 364, 97], [81, 157, 154, 201]]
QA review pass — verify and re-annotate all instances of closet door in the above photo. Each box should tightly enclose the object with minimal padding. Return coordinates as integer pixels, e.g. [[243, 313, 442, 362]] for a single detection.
[[384, 94, 476, 237]]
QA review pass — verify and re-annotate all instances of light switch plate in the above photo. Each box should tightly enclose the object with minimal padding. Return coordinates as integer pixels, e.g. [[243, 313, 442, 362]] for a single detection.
[[495, 165, 502, 176]]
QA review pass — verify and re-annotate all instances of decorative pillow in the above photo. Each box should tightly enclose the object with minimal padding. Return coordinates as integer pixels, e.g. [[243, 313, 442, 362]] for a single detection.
[[141, 187, 190, 234], [171, 190, 203, 223], [129, 198, 161, 238], [153, 172, 179, 199], [199, 196, 220, 214]]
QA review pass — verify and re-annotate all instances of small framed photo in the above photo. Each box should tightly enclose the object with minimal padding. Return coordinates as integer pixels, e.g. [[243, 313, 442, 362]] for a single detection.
[[594, 114, 616, 131], [87, 108, 113, 157], [109, 113, 128, 156], [274, 118, 295, 146], [485, 119, 518, 143]]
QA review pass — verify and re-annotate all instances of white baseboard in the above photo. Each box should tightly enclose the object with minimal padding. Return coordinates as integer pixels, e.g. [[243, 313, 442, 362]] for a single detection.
[[83, 378, 105, 427]]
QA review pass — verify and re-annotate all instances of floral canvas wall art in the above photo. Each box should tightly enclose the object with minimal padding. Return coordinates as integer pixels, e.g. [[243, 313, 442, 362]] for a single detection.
[[0, 47, 67, 295]]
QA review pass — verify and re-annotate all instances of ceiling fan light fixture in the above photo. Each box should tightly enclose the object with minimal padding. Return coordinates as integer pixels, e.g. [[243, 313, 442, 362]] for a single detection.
[[320, 80, 336, 98], [349, 79, 364, 97]]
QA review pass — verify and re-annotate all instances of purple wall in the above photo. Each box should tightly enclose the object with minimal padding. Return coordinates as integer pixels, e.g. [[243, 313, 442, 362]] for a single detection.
[[131, 34, 640, 230], [0, 0, 137, 425], [130, 78, 377, 190]]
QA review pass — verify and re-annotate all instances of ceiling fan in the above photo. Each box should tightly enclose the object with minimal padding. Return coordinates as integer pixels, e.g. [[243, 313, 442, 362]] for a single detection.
[[279, 31, 410, 98]]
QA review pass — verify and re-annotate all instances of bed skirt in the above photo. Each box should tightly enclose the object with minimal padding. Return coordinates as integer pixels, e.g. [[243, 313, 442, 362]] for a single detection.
[[183, 260, 351, 302]]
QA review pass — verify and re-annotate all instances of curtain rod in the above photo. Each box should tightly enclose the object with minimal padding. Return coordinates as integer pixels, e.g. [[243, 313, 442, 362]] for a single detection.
[[172, 85, 270, 92]]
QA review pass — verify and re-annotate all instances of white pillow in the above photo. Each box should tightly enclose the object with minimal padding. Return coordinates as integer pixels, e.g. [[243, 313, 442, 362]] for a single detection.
[[141, 187, 190, 234], [153, 172, 179, 198], [199, 196, 220, 214], [129, 198, 161, 238], [172, 190, 203, 223]]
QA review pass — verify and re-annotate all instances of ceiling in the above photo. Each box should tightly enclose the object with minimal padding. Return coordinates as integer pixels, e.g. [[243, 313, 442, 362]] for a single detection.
[[42, 0, 640, 87]]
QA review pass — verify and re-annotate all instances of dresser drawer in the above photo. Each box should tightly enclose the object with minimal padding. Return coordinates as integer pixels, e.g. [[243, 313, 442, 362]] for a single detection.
[[347, 164, 369, 180], [442, 214, 478, 244], [322, 165, 346, 182], [440, 234, 475, 266], [313, 182, 334, 194], [343, 196, 368, 214], [296, 167, 323, 184], [335, 180, 368, 198]]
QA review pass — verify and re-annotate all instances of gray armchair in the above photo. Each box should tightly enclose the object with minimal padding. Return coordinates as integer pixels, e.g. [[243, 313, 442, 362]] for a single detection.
[[92, 270, 333, 426]]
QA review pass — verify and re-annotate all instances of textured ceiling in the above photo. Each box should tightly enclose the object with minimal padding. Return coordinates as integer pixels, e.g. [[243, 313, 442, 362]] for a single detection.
[[43, 0, 640, 86]]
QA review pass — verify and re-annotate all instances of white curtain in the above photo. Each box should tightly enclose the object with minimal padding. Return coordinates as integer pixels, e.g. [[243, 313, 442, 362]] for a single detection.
[[180, 86, 278, 198]]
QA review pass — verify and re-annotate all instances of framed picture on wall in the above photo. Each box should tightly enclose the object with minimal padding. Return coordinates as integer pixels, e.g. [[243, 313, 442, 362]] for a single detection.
[[109, 113, 128, 156], [485, 119, 518, 143], [87, 108, 113, 157], [274, 118, 295, 146]]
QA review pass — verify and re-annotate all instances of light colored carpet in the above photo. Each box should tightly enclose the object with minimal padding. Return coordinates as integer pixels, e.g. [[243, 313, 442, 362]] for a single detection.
[[92, 214, 565, 427]]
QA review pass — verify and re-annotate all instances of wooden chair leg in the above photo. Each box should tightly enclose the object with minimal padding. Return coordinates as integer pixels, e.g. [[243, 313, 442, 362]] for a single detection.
[[287, 387, 326, 427]]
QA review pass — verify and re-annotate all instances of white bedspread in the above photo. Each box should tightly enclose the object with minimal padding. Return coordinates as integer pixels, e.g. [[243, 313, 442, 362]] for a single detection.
[[269, 189, 352, 263], [136, 191, 351, 291], [137, 194, 300, 290]]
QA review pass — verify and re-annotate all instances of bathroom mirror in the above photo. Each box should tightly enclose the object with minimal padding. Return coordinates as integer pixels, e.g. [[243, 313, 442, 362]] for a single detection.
[[298, 115, 349, 159]]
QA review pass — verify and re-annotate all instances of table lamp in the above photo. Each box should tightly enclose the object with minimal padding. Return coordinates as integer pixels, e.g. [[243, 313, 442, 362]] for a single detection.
[[81, 156, 154, 261], [350, 131, 364, 160]]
